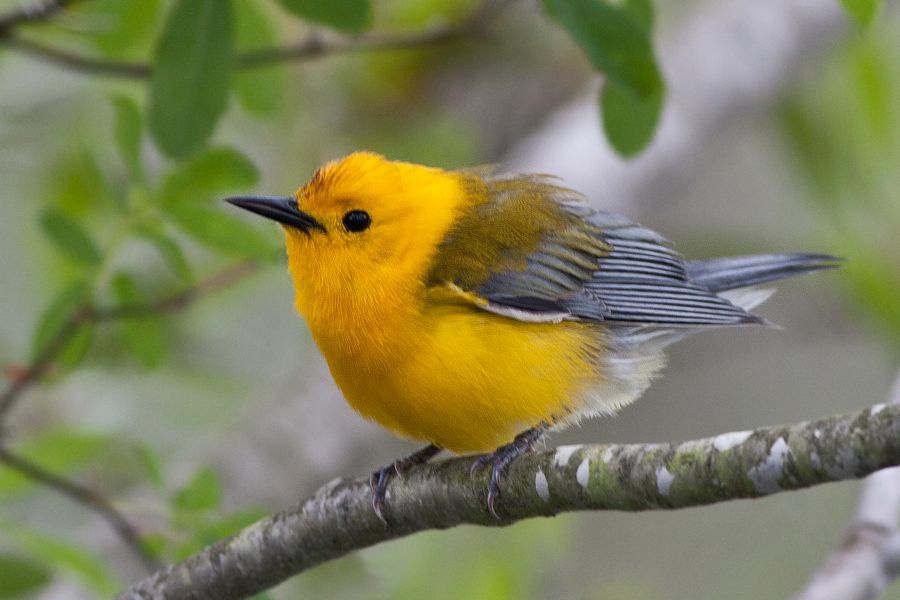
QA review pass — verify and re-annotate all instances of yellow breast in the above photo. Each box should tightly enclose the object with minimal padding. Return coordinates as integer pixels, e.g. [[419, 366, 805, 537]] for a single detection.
[[310, 296, 603, 453], [281, 156, 608, 453]]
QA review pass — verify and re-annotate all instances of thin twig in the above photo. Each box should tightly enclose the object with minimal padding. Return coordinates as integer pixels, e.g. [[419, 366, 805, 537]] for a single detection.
[[0, 0, 81, 33], [0, 0, 514, 78], [0, 311, 86, 422], [119, 403, 900, 599], [0, 261, 259, 423], [2, 34, 149, 77], [237, 0, 515, 68], [90, 261, 259, 322], [0, 261, 258, 579], [0, 445, 162, 572]]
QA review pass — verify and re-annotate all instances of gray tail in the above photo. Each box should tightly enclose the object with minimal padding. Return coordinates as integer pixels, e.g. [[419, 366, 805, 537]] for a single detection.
[[686, 253, 841, 293]]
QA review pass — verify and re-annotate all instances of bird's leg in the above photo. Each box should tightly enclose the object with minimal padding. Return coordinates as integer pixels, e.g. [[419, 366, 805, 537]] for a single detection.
[[470, 423, 548, 519], [370, 443, 442, 524]]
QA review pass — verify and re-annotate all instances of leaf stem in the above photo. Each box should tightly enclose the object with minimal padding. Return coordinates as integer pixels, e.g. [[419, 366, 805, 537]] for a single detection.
[[0, 0, 515, 79], [0, 445, 163, 573], [0, 262, 258, 424]]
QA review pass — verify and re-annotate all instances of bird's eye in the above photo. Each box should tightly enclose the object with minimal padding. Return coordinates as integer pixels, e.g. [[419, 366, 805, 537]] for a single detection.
[[342, 210, 371, 233]]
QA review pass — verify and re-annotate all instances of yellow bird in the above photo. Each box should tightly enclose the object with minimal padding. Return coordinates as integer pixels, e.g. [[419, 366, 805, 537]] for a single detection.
[[226, 152, 837, 519]]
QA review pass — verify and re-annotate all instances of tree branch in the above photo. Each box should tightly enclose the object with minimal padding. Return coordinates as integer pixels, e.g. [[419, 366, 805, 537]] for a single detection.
[[0, 262, 258, 576], [119, 402, 900, 599], [238, 0, 513, 68], [0, 445, 161, 572], [89, 261, 259, 322], [0, 314, 81, 422], [794, 372, 900, 600], [0, 0, 81, 34], [0, 261, 258, 424], [0, 0, 514, 79], [1, 34, 149, 77]]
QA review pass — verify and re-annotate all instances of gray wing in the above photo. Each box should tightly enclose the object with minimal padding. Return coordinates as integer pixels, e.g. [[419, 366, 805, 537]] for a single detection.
[[429, 171, 761, 327], [563, 211, 762, 327]]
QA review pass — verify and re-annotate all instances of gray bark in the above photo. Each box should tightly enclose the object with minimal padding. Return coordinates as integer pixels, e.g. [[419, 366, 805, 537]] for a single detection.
[[120, 403, 900, 599]]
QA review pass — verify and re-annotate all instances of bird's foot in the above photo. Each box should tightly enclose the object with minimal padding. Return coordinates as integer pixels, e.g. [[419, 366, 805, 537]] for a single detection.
[[470, 423, 548, 519], [370, 443, 442, 524]]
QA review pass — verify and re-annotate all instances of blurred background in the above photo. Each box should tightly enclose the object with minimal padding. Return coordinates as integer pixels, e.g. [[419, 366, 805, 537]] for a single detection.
[[1, 0, 899, 598]]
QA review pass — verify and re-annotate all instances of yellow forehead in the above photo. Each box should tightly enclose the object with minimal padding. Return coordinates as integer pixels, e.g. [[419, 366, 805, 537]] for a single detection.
[[296, 152, 459, 215]]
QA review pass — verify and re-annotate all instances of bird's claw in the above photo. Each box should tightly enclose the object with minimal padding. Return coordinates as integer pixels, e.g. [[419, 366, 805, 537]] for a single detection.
[[470, 424, 548, 519], [470, 449, 517, 519], [369, 444, 442, 526], [370, 465, 393, 524]]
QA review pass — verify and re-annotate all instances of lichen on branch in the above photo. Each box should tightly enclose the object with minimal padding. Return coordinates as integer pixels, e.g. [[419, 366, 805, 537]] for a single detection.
[[119, 402, 900, 600]]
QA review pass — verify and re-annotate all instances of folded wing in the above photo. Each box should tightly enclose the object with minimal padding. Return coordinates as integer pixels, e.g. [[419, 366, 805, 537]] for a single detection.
[[427, 172, 831, 327]]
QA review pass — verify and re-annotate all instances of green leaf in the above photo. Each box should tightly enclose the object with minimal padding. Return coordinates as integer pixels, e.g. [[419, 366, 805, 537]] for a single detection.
[[543, 0, 661, 97], [621, 0, 653, 31], [47, 150, 112, 217], [113, 273, 169, 368], [840, 0, 880, 28], [158, 147, 259, 208], [600, 79, 664, 156], [0, 431, 113, 497], [30, 280, 90, 362], [0, 554, 50, 599], [166, 202, 279, 260], [278, 0, 372, 32], [852, 42, 892, 146], [148, 0, 233, 158], [57, 322, 96, 371], [842, 239, 900, 343], [33, 266, 97, 374], [172, 467, 221, 512], [40, 210, 103, 267], [779, 101, 840, 204], [156, 147, 273, 258], [132, 444, 166, 490], [87, 0, 162, 57], [8, 529, 120, 596], [135, 225, 193, 282], [233, 0, 286, 115], [111, 95, 143, 181], [142, 533, 173, 561]]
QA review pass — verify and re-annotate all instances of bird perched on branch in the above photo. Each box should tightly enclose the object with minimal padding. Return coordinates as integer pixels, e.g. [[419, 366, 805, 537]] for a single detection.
[[226, 152, 838, 521]]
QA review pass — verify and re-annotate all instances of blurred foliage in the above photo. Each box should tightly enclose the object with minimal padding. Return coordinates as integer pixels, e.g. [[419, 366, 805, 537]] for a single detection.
[[79, 0, 163, 59], [18, 0, 670, 161], [142, 460, 269, 562], [5, 527, 121, 596], [781, 26, 900, 353], [0, 553, 51, 599], [0, 0, 892, 598], [279, 0, 373, 32], [0, 430, 113, 497], [147, 0, 233, 158], [840, 0, 882, 28], [543, 0, 664, 156], [232, 0, 286, 116]]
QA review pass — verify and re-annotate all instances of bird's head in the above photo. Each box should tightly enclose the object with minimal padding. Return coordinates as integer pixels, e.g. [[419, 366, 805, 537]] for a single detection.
[[226, 152, 470, 309]]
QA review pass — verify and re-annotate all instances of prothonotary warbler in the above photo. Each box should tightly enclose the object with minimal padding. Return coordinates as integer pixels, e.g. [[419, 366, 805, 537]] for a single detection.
[[226, 152, 838, 520]]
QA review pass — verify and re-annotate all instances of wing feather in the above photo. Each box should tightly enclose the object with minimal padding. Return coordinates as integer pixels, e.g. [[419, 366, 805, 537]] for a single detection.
[[426, 172, 758, 327]]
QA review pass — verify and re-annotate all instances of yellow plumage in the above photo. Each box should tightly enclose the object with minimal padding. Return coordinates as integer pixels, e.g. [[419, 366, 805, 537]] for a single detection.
[[226, 151, 836, 516], [284, 153, 606, 452]]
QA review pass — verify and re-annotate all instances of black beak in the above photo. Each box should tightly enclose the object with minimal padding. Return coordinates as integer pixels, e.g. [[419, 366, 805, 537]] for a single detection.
[[225, 195, 325, 234]]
